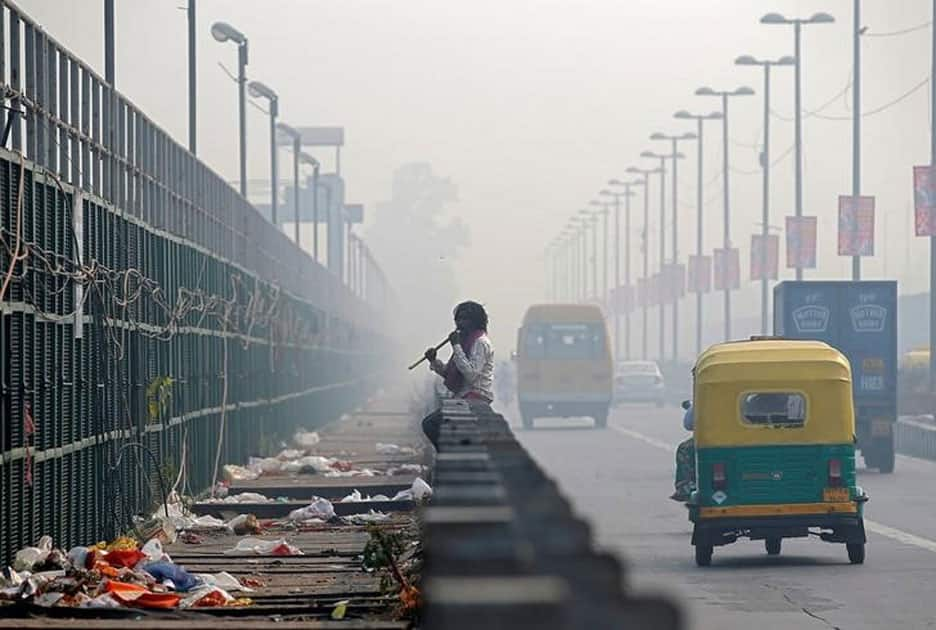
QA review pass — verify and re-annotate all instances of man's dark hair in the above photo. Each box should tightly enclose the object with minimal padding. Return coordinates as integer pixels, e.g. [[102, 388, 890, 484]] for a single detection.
[[454, 301, 488, 332]]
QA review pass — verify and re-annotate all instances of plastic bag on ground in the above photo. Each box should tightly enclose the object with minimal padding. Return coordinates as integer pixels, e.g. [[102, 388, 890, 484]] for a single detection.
[[345, 511, 391, 524], [223, 537, 303, 556], [276, 448, 304, 461], [141, 539, 171, 564], [219, 492, 271, 504], [340, 490, 390, 503], [194, 571, 253, 592], [180, 586, 235, 608], [281, 455, 335, 474], [13, 536, 53, 572], [223, 464, 259, 482], [392, 477, 433, 502], [293, 429, 321, 449], [376, 443, 417, 456], [81, 593, 122, 608], [323, 468, 377, 478], [141, 561, 200, 592], [247, 456, 284, 476], [287, 497, 335, 522]]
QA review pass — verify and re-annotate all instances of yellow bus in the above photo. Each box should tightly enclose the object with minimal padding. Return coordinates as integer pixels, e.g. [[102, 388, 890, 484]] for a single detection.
[[516, 303, 613, 429]]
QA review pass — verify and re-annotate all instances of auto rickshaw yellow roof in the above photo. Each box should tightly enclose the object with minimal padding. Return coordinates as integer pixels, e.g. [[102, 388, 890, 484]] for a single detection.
[[695, 339, 851, 384]]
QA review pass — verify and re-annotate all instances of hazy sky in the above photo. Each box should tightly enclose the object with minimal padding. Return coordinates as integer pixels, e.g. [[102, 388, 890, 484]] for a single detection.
[[19, 0, 936, 354]]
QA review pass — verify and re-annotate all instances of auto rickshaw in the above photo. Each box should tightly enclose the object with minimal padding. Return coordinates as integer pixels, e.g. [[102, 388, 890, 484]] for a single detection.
[[688, 339, 868, 567]]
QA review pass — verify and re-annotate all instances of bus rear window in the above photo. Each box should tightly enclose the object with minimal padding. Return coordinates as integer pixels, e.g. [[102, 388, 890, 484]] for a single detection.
[[740, 393, 806, 427], [524, 323, 606, 360]]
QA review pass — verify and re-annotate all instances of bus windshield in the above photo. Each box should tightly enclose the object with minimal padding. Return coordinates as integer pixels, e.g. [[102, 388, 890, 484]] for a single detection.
[[524, 323, 607, 360]]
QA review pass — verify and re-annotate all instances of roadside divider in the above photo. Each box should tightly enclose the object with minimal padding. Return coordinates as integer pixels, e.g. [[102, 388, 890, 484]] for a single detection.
[[896, 416, 936, 461], [421, 400, 683, 629]]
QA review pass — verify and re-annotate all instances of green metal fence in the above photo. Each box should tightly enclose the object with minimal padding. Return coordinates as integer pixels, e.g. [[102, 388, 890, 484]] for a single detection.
[[0, 1, 391, 563]]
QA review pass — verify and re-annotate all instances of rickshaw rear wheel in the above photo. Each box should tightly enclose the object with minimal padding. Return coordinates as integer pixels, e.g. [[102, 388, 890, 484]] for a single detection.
[[847, 543, 865, 564], [695, 544, 713, 567], [765, 538, 782, 556]]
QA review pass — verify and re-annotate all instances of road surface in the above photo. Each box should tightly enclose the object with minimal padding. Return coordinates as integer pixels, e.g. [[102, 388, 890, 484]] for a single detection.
[[509, 404, 936, 629]]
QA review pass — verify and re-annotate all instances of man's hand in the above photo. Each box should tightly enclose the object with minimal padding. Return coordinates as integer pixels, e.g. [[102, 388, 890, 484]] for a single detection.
[[448, 330, 460, 346], [424, 347, 437, 363]]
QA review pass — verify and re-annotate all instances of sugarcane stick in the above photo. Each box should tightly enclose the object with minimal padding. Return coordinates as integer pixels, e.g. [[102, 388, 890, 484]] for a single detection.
[[408, 335, 452, 370]]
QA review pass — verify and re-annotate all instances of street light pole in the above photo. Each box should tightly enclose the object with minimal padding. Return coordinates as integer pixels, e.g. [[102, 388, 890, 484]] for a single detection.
[[675, 110, 722, 357], [248, 81, 279, 224], [930, 0, 936, 392], [188, 0, 196, 154], [761, 12, 835, 281], [651, 133, 696, 361], [736, 56, 794, 334], [276, 123, 303, 245], [852, 0, 862, 281], [627, 166, 660, 360], [696, 86, 755, 340], [211, 22, 249, 198], [299, 152, 321, 261], [590, 200, 610, 308], [640, 152, 673, 361]]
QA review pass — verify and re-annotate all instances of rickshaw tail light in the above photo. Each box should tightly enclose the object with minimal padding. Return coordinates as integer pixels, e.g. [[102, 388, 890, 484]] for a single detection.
[[828, 459, 843, 487], [712, 463, 727, 490]]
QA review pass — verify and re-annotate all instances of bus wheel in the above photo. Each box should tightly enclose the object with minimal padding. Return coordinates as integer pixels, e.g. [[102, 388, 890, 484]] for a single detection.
[[847, 543, 865, 565], [765, 538, 782, 556], [695, 544, 713, 567]]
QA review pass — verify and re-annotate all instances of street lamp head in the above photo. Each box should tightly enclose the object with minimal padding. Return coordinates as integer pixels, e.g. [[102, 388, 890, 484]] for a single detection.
[[706, 111, 724, 120], [640, 150, 660, 159], [599, 189, 613, 196], [589, 200, 604, 207], [695, 86, 717, 96], [298, 152, 319, 167], [680, 132, 698, 140], [608, 178, 625, 186], [776, 55, 796, 66], [248, 80, 277, 101], [674, 110, 693, 120], [650, 132, 667, 141], [808, 12, 835, 24], [211, 21, 246, 44], [732, 86, 755, 96], [735, 55, 760, 66], [760, 12, 790, 25], [276, 122, 300, 139]]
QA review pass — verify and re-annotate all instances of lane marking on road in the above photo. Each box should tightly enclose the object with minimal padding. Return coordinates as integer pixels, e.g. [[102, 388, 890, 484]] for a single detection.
[[610, 423, 936, 555], [610, 426, 676, 453]]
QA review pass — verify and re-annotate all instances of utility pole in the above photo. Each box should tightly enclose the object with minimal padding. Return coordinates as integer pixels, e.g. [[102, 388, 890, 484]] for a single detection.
[[736, 55, 793, 334], [675, 110, 722, 357], [930, 0, 936, 391], [104, 0, 114, 85], [852, 0, 862, 280], [188, 0, 196, 154]]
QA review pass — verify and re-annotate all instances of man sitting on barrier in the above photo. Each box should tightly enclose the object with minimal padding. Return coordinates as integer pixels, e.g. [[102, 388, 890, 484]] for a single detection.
[[421, 301, 495, 450]]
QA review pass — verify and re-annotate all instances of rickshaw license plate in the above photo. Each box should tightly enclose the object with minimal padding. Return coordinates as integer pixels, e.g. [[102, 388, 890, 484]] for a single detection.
[[823, 487, 849, 502]]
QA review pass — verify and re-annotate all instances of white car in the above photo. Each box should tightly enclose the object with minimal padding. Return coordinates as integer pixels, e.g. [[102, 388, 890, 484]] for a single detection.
[[614, 361, 665, 407]]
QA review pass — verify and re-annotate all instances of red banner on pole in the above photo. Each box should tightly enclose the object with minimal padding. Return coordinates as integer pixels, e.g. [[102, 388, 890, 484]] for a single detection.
[[914, 165, 936, 236], [785, 216, 817, 269], [713, 248, 740, 290], [688, 255, 711, 293], [838, 195, 875, 256], [750, 234, 779, 281]]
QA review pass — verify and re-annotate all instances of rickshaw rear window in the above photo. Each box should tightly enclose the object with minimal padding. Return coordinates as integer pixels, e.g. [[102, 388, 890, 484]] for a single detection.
[[740, 393, 806, 427]]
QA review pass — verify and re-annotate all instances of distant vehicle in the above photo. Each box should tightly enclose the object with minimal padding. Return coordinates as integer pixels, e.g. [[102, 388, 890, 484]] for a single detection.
[[774, 281, 897, 473], [614, 361, 665, 407], [516, 303, 613, 429]]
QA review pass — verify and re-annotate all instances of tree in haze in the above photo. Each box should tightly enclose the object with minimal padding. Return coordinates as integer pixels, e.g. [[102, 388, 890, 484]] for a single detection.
[[367, 163, 469, 349]]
